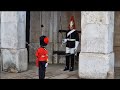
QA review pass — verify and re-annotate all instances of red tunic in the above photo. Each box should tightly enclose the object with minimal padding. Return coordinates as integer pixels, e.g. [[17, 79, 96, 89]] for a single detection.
[[35, 47, 48, 67]]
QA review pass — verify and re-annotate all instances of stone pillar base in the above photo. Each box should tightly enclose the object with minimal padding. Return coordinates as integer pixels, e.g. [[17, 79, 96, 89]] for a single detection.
[[1, 48, 28, 73], [79, 52, 114, 79]]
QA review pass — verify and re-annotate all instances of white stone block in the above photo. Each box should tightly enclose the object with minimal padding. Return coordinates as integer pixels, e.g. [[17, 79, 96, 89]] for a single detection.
[[18, 12, 26, 23], [81, 24, 113, 53], [1, 22, 18, 48], [0, 12, 1, 47], [1, 12, 18, 22], [79, 52, 114, 79], [17, 49, 28, 72], [1, 12, 26, 23], [1, 22, 26, 48], [17, 22, 26, 48], [81, 11, 114, 25], [1, 12, 26, 49], [1, 48, 28, 72]]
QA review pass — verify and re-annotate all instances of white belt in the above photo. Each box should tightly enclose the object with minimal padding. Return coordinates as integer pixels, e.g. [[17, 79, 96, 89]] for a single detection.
[[67, 39, 76, 41], [41, 55, 48, 57], [41, 55, 45, 57]]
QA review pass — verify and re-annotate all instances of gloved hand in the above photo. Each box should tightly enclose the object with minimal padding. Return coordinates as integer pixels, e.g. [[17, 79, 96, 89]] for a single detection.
[[74, 49, 77, 56], [45, 62, 48, 67], [62, 39, 67, 44]]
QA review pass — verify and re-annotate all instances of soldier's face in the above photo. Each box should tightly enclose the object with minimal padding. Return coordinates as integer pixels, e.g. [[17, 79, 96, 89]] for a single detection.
[[70, 26, 73, 30], [70, 21, 74, 30]]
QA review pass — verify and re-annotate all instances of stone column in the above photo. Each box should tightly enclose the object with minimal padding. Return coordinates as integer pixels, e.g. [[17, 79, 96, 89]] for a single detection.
[[79, 11, 114, 79], [1, 11, 28, 72], [0, 12, 1, 47], [0, 12, 1, 77]]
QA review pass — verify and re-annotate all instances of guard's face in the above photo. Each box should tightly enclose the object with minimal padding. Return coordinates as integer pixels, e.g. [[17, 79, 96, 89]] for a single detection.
[[69, 21, 74, 30]]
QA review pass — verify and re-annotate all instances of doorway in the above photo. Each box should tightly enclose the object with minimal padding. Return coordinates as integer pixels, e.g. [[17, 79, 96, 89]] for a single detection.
[[29, 11, 81, 67], [26, 11, 30, 63]]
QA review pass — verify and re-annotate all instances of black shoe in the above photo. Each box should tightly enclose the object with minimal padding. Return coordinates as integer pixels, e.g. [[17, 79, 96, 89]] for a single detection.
[[63, 67, 69, 71], [69, 67, 74, 71]]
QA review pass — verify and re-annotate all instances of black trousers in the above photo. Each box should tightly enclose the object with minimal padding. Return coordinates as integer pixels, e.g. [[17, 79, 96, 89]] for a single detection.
[[65, 54, 74, 69], [39, 61, 46, 79]]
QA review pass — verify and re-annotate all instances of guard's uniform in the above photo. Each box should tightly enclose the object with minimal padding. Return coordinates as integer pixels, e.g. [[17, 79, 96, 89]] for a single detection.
[[63, 16, 79, 71], [35, 36, 49, 79]]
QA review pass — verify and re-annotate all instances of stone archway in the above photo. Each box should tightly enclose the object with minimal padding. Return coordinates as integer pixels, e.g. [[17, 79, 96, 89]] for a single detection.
[[29, 11, 81, 65]]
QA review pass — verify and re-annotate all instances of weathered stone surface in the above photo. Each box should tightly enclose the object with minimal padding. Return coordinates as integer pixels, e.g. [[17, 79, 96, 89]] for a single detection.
[[1, 22, 18, 48], [17, 22, 26, 48], [79, 12, 115, 79], [18, 49, 28, 72], [0, 12, 1, 48], [81, 12, 114, 54], [79, 52, 114, 79], [1, 11, 26, 23], [81, 12, 114, 25], [1, 12, 18, 22], [1, 12, 26, 48], [81, 24, 114, 53], [1, 49, 28, 72], [18, 12, 26, 23]]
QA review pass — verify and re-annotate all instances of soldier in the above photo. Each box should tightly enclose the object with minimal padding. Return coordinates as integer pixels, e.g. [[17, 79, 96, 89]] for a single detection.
[[35, 35, 49, 79], [62, 16, 79, 71]]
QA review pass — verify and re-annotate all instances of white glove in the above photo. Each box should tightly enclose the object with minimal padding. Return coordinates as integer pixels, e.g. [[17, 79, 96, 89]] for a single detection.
[[45, 63, 48, 67], [74, 49, 77, 56], [62, 39, 67, 44], [74, 49, 77, 52], [75, 41, 79, 50]]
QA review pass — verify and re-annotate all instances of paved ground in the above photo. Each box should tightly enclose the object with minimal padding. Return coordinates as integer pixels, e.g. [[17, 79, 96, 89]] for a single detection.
[[0, 63, 120, 79], [0, 63, 79, 79]]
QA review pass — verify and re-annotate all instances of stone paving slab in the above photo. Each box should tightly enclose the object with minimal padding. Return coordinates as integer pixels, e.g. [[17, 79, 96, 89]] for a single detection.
[[0, 63, 78, 79], [1, 63, 120, 79]]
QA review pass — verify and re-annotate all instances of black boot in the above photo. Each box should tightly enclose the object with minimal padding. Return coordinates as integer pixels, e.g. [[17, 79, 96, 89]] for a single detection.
[[69, 67, 73, 71], [69, 54, 74, 71], [63, 55, 70, 71], [63, 66, 69, 71]]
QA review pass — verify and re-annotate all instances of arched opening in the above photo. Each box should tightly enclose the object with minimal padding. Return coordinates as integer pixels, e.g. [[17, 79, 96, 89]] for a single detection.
[[29, 11, 81, 64], [27, 11, 81, 78]]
